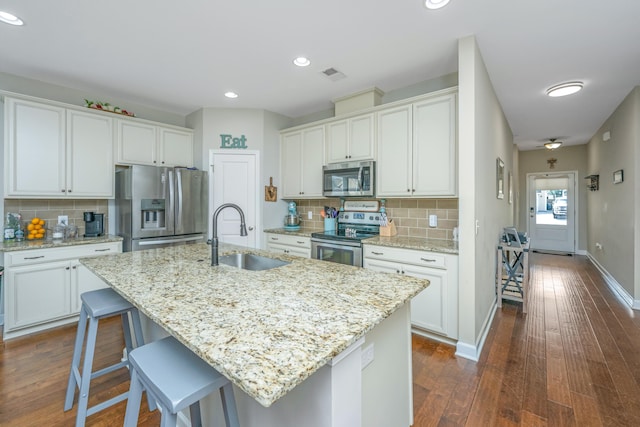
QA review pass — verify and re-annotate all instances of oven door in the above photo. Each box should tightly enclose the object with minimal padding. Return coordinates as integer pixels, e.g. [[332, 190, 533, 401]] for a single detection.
[[311, 238, 362, 267]]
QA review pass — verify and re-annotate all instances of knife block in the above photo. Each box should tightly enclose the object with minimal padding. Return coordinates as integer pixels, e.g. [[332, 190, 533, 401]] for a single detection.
[[379, 219, 397, 237]]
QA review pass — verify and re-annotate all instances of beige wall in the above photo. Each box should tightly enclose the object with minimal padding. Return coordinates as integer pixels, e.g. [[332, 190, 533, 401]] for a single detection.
[[294, 198, 458, 240], [457, 36, 515, 358], [517, 145, 589, 251], [586, 87, 639, 299]]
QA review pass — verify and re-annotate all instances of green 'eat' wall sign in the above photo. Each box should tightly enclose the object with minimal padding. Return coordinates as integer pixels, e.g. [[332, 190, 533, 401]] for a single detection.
[[220, 134, 248, 149]]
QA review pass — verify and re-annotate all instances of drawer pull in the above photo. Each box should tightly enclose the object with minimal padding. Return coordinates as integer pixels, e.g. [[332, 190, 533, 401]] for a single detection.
[[94, 248, 111, 252], [372, 251, 384, 255], [24, 255, 45, 260], [296, 241, 305, 244], [420, 258, 437, 263], [271, 237, 279, 241]]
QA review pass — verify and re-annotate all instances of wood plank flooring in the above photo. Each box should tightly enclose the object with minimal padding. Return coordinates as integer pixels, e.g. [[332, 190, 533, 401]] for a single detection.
[[1, 252, 639, 426], [413, 253, 640, 426]]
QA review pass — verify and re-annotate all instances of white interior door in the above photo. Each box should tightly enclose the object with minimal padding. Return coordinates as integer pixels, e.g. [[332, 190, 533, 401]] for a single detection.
[[210, 151, 259, 248], [527, 172, 576, 253]]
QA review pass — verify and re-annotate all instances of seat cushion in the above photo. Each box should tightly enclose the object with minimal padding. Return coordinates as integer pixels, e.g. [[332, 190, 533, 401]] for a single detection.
[[81, 288, 134, 318]]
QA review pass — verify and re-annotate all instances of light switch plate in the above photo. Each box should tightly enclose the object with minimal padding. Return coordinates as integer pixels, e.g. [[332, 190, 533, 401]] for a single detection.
[[58, 215, 69, 225]]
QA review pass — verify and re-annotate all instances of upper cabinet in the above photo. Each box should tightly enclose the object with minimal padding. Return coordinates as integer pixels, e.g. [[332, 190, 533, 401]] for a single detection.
[[377, 92, 457, 198], [326, 113, 375, 163], [4, 98, 114, 198], [281, 125, 324, 198], [115, 120, 193, 167]]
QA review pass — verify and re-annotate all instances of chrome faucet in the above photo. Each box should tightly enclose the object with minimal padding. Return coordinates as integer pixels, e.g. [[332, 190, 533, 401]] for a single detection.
[[211, 203, 248, 266]]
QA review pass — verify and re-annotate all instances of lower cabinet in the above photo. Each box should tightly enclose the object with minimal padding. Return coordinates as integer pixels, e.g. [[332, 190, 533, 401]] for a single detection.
[[363, 245, 458, 340], [265, 233, 311, 258], [2, 241, 122, 339]]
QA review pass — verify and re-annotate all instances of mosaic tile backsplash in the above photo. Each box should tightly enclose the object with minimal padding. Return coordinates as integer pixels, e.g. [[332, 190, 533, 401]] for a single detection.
[[3, 199, 109, 237], [294, 198, 458, 240]]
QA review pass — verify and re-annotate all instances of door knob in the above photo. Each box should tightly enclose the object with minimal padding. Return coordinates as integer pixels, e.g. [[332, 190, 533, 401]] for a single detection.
[[248, 226, 254, 231]]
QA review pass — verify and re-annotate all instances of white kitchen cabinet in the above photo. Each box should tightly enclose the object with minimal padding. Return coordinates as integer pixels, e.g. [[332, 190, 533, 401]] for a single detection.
[[363, 245, 458, 340], [376, 92, 457, 197], [2, 241, 122, 340], [265, 233, 311, 258], [280, 125, 324, 198], [3, 98, 114, 198], [66, 109, 115, 197], [116, 120, 194, 167], [326, 113, 375, 163]]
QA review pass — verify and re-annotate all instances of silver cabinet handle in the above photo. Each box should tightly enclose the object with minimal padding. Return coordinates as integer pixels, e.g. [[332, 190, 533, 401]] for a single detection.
[[296, 241, 305, 244], [271, 237, 279, 241], [24, 255, 45, 260], [420, 258, 436, 262], [94, 248, 111, 252], [372, 251, 384, 255]]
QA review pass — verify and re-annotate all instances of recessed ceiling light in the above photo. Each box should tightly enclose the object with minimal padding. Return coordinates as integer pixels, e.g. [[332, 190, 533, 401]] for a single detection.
[[0, 11, 24, 26], [425, 0, 451, 10], [293, 57, 310, 67], [546, 81, 583, 97], [224, 92, 238, 99]]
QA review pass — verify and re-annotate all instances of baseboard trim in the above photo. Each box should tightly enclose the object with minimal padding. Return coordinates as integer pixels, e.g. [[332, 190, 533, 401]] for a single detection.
[[587, 252, 639, 310], [455, 302, 497, 361]]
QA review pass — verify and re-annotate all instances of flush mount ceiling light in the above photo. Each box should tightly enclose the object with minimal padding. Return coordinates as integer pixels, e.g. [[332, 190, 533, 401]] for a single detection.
[[293, 57, 310, 67], [224, 92, 238, 99], [0, 11, 24, 26], [544, 138, 563, 150], [425, 0, 451, 9], [546, 81, 583, 97]]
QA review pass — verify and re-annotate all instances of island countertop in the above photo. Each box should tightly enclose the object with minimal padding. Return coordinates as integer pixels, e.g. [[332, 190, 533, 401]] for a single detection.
[[80, 243, 428, 408]]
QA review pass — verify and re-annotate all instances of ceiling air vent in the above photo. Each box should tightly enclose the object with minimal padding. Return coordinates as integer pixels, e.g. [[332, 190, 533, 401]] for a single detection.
[[321, 67, 346, 82]]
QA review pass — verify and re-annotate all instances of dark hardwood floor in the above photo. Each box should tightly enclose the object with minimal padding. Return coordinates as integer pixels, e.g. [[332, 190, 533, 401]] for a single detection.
[[1, 252, 639, 426]]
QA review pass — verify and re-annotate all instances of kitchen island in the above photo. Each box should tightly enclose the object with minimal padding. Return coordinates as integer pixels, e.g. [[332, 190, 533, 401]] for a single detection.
[[81, 242, 428, 427]]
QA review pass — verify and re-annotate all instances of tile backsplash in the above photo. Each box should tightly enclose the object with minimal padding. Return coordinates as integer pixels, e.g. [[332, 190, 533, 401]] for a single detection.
[[294, 198, 458, 240], [3, 199, 109, 236]]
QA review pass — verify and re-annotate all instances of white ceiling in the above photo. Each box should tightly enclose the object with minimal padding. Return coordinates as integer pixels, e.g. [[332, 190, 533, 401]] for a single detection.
[[1, 0, 639, 151]]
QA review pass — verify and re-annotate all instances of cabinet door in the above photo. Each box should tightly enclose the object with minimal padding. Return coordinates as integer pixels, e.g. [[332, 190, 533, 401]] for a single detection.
[[300, 126, 325, 197], [67, 110, 114, 197], [5, 261, 71, 330], [159, 127, 193, 167], [412, 94, 457, 196], [281, 131, 303, 198], [4, 98, 66, 196], [71, 262, 109, 313], [116, 120, 157, 165], [349, 114, 375, 161], [402, 264, 449, 337], [376, 105, 412, 197], [326, 120, 349, 163]]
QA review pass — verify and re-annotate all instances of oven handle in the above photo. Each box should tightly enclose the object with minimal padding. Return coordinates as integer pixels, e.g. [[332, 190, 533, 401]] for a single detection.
[[311, 238, 362, 248]]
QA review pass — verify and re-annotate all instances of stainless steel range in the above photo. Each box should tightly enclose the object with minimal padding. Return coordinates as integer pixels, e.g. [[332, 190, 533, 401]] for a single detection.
[[310, 211, 381, 267]]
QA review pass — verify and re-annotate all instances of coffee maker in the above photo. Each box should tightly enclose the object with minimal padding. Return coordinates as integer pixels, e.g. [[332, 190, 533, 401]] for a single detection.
[[83, 212, 104, 237]]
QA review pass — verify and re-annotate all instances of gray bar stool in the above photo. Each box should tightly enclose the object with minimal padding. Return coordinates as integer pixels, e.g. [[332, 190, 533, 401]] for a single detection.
[[64, 288, 151, 427], [124, 336, 240, 427]]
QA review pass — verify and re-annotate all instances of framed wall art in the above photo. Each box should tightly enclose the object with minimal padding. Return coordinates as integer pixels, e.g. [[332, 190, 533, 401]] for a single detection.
[[613, 169, 623, 184], [496, 157, 505, 199]]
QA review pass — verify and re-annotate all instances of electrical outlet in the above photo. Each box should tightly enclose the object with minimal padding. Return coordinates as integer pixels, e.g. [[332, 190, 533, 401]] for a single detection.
[[58, 215, 69, 225], [308, 211, 313, 220], [429, 214, 438, 227], [361, 343, 374, 369]]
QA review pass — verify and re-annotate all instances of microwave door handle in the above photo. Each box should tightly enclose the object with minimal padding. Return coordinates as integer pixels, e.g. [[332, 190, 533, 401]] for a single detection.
[[358, 166, 364, 194]]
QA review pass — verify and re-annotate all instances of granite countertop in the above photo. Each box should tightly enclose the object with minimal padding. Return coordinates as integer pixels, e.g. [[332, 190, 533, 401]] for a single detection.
[[264, 227, 322, 238], [80, 242, 428, 408], [363, 236, 459, 254], [264, 228, 459, 255], [0, 234, 123, 252]]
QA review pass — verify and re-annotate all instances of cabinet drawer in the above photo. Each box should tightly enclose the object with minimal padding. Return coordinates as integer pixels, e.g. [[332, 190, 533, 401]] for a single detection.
[[265, 233, 311, 248], [5, 242, 122, 267], [363, 245, 446, 269]]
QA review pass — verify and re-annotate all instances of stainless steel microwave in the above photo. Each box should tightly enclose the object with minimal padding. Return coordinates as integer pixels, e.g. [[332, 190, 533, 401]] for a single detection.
[[323, 161, 375, 197]]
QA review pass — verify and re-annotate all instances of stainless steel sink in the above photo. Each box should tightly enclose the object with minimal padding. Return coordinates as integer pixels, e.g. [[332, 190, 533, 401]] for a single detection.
[[218, 253, 290, 271]]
